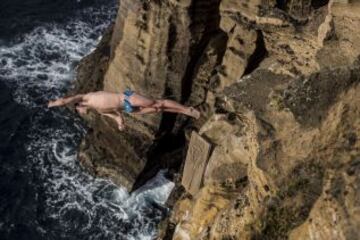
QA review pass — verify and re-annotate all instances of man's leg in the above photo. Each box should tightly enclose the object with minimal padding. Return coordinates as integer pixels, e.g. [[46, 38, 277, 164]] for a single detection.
[[48, 94, 85, 108], [153, 100, 200, 119], [126, 94, 200, 118], [153, 99, 187, 111], [133, 107, 159, 115], [161, 107, 200, 119], [128, 93, 156, 107]]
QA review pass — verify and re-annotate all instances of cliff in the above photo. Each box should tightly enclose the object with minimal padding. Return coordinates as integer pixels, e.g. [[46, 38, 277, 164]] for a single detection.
[[74, 0, 360, 239]]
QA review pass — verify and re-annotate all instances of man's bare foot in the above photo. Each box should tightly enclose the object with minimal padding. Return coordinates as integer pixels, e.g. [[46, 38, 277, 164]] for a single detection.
[[189, 107, 200, 119]]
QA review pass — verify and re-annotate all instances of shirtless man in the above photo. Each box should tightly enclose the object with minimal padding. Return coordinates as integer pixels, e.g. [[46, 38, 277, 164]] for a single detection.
[[48, 90, 200, 130]]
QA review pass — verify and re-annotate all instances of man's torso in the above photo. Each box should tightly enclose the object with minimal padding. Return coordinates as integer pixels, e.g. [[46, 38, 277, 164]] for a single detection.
[[84, 91, 124, 111]]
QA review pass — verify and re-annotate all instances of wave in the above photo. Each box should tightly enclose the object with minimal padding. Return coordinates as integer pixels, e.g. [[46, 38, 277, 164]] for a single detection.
[[0, 1, 174, 239], [0, 3, 116, 106]]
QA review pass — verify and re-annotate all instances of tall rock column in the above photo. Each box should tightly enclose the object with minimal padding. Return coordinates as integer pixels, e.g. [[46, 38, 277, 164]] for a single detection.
[[104, 0, 221, 128], [75, 0, 222, 190]]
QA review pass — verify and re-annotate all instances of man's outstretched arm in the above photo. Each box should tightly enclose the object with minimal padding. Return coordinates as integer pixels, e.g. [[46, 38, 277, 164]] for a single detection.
[[48, 94, 85, 108]]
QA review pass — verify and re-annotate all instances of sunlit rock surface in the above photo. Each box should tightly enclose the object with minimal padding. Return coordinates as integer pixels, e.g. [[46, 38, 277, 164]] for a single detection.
[[74, 0, 360, 238]]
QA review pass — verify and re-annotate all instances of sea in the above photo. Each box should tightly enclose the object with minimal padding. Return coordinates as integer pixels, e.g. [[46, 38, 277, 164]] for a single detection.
[[0, 0, 174, 239]]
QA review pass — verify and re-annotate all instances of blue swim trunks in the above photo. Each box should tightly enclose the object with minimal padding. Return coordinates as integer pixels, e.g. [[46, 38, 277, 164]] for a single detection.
[[123, 89, 134, 113]]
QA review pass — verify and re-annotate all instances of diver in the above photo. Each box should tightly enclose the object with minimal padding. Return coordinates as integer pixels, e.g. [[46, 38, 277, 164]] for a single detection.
[[48, 90, 200, 130]]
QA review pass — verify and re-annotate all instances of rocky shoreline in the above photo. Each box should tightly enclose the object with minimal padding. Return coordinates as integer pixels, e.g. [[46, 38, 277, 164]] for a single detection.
[[74, 0, 360, 239]]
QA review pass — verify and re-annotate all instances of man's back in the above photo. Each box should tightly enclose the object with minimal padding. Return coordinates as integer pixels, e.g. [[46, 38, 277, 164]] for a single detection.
[[83, 91, 123, 111]]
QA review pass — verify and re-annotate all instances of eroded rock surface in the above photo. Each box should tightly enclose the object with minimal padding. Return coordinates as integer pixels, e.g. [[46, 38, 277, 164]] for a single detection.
[[166, 1, 360, 240], [74, 0, 360, 238]]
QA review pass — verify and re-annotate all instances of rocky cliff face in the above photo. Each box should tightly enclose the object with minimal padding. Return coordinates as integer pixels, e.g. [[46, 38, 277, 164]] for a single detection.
[[74, 0, 360, 239], [74, 0, 223, 190]]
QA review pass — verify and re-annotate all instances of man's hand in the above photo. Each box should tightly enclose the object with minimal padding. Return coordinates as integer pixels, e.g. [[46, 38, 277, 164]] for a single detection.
[[118, 123, 125, 131], [48, 100, 57, 108], [48, 99, 65, 108]]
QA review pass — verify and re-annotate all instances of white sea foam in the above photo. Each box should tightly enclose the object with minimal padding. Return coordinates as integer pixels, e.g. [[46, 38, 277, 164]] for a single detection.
[[23, 110, 175, 239], [0, 1, 175, 239], [0, 5, 115, 106]]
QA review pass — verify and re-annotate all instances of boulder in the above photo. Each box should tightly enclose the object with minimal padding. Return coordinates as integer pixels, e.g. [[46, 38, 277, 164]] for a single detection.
[[181, 131, 212, 196]]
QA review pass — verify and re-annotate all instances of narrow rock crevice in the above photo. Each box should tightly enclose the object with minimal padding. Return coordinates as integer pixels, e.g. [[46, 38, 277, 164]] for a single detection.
[[275, 0, 288, 10], [166, 20, 177, 64], [311, 0, 330, 9], [157, 18, 180, 134], [243, 30, 268, 76], [181, 0, 222, 103], [134, 0, 223, 190], [133, 132, 186, 191], [180, 33, 213, 103]]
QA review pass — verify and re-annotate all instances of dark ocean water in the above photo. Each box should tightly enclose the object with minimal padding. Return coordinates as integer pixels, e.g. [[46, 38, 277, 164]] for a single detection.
[[0, 1, 174, 239]]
